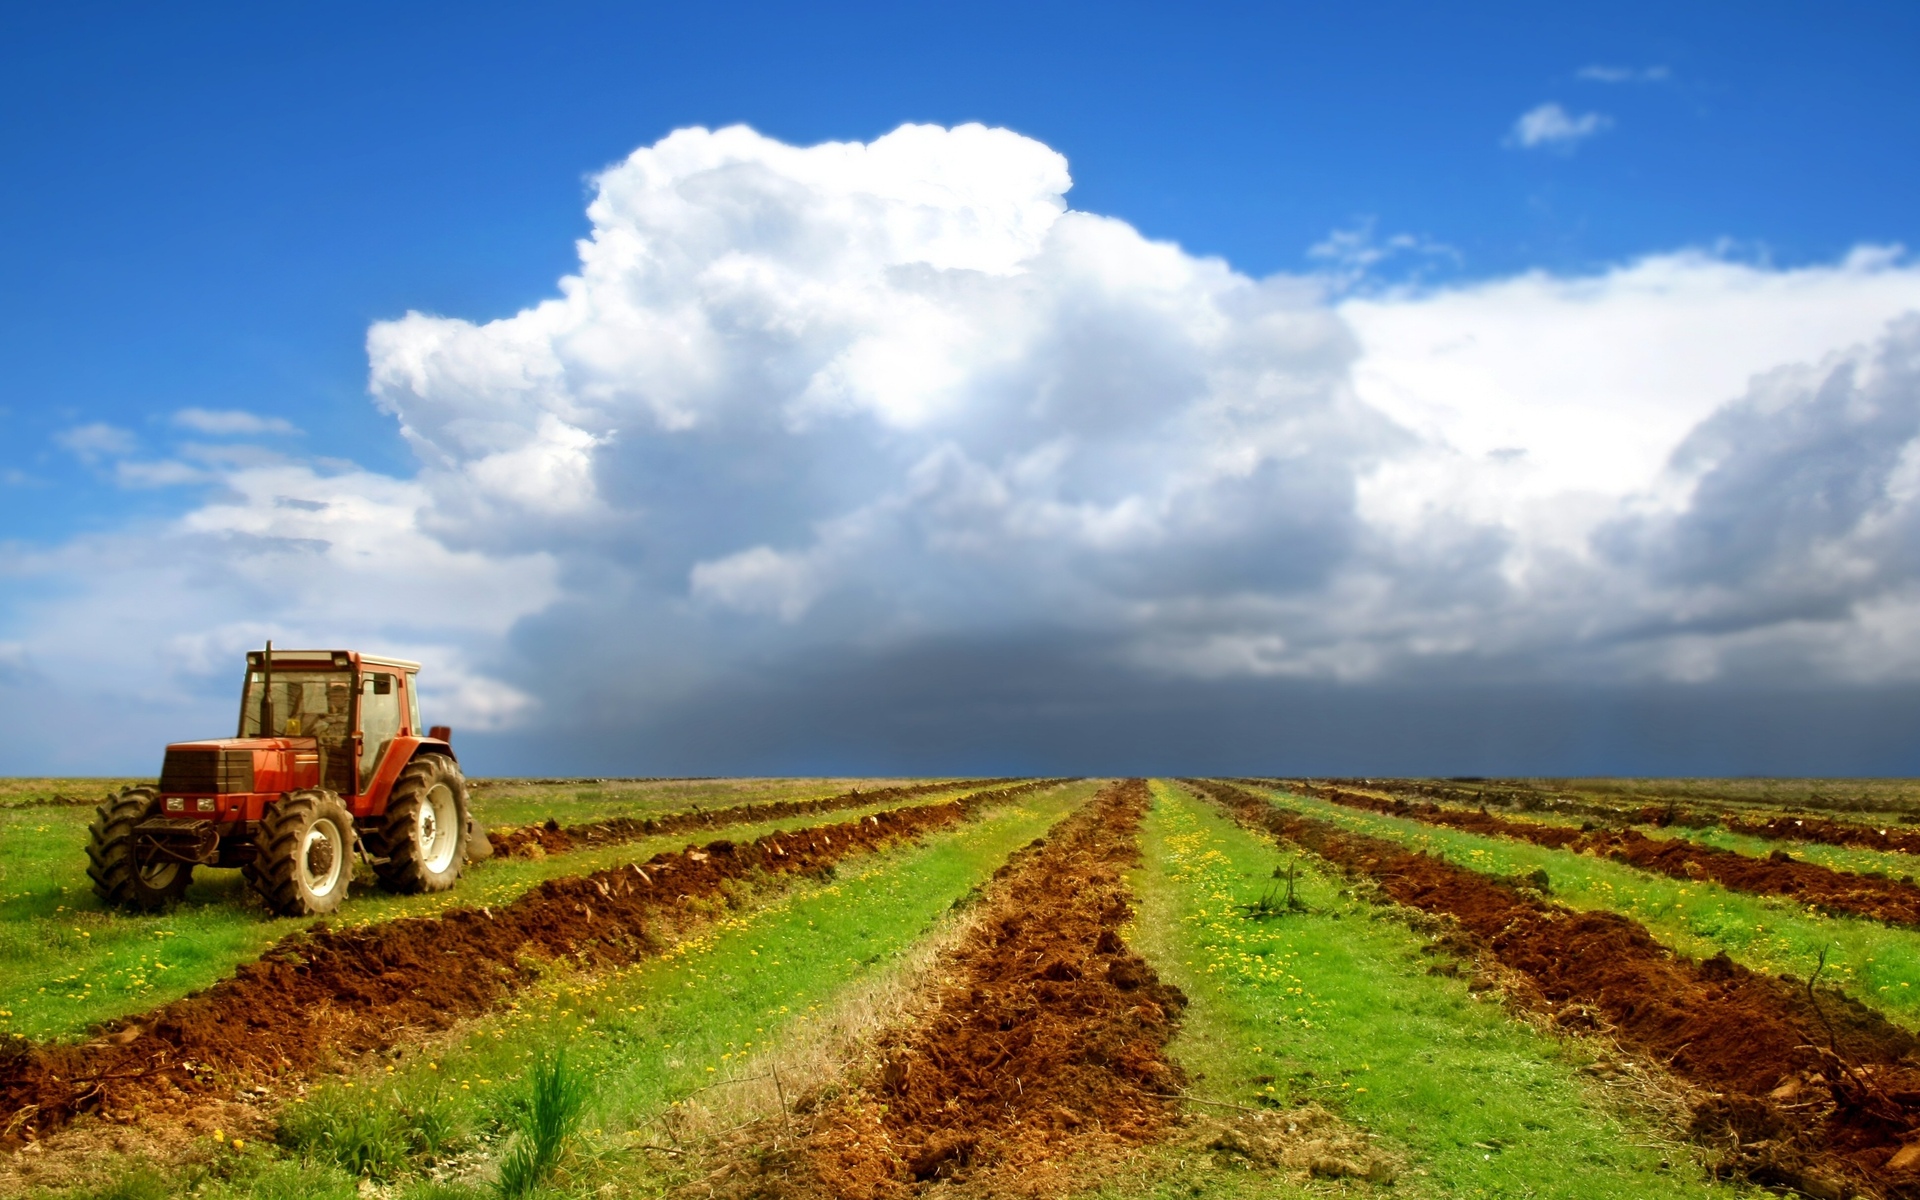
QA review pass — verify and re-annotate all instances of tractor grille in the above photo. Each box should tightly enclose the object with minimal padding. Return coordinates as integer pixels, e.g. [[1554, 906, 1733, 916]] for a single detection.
[[158, 749, 254, 794]]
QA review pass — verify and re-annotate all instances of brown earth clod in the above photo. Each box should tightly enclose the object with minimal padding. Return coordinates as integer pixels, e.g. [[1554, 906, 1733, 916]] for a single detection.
[[1191, 779, 1920, 1200]]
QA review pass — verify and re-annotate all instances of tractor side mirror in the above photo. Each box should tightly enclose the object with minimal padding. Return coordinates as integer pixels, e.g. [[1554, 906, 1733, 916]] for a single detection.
[[429, 725, 452, 742]]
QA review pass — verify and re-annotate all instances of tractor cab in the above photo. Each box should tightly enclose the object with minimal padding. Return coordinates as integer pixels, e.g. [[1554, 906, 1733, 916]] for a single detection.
[[87, 645, 476, 918]]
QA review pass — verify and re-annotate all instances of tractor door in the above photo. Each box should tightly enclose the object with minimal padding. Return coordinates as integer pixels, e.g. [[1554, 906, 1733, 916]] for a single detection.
[[357, 670, 404, 794]]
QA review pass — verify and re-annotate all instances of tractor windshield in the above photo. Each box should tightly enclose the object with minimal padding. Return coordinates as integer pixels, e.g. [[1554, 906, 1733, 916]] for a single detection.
[[238, 669, 353, 740], [239, 668, 358, 793]]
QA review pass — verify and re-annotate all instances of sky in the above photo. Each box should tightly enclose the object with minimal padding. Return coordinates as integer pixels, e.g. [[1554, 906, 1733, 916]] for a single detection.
[[4, 1, 1920, 776]]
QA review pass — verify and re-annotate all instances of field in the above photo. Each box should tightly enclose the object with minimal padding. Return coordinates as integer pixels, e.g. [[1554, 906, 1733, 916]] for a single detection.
[[3, 778, 1920, 1199]]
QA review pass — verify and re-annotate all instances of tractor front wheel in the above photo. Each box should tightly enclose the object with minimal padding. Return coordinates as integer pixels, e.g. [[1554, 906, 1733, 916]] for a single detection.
[[369, 755, 469, 894], [87, 787, 193, 911], [253, 790, 354, 917]]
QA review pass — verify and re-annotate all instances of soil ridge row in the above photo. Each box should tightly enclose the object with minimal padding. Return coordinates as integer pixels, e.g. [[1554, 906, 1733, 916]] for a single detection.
[[1284, 778, 1920, 856], [1282, 779, 1920, 928], [489, 778, 1023, 858]]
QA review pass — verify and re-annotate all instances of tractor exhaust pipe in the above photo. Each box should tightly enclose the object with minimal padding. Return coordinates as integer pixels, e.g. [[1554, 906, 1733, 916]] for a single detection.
[[260, 639, 274, 738]]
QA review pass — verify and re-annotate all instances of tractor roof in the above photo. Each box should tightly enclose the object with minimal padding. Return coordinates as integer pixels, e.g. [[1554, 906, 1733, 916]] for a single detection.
[[246, 649, 423, 671]]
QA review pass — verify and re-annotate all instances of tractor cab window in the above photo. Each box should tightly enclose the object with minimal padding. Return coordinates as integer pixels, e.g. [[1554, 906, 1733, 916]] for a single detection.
[[240, 669, 355, 792], [240, 671, 352, 741], [358, 671, 402, 790]]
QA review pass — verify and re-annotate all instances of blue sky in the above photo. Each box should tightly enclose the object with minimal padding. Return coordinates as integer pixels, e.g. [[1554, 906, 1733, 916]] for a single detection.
[[5, 2, 1920, 774]]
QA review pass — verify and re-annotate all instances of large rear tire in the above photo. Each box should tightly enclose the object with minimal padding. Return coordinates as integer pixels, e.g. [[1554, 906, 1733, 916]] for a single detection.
[[368, 755, 469, 894], [86, 787, 193, 911], [253, 790, 354, 917]]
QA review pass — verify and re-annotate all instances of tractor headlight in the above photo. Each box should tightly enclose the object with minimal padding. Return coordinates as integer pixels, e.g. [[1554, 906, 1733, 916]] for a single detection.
[[166, 798, 184, 813], [196, 798, 216, 813]]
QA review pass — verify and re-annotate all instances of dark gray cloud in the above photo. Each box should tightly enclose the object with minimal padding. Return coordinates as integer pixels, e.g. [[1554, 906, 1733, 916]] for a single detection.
[[1594, 316, 1920, 671]]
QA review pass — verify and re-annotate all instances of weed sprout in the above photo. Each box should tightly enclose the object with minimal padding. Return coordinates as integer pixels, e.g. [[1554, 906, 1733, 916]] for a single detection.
[[494, 1046, 590, 1198]]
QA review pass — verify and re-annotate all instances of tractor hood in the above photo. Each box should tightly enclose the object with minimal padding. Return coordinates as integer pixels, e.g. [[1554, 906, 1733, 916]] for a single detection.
[[159, 737, 322, 801]]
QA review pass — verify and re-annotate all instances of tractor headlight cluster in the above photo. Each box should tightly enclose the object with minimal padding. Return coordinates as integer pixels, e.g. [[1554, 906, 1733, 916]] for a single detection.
[[165, 798, 184, 813], [196, 798, 216, 813]]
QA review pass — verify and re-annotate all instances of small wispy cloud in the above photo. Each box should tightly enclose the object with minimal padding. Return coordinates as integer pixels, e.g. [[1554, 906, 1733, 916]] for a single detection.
[[1577, 64, 1670, 84], [1308, 218, 1460, 290], [115, 460, 210, 488], [55, 422, 138, 462], [172, 408, 301, 436], [1507, 102, 1612, 152]]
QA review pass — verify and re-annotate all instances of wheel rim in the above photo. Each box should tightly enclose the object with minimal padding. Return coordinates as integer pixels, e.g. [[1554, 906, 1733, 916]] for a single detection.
[[419, 783, 459, 873], [139, 861, 180, 890], [302, 818, 345, 896]]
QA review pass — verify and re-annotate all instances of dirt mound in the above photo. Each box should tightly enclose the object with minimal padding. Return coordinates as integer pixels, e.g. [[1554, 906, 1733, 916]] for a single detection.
[[0, 781, 1060, 1150], [1192, 780, 1920, 1200], [490, 778, 1022, 858], [733, 779, 1185, 1200]]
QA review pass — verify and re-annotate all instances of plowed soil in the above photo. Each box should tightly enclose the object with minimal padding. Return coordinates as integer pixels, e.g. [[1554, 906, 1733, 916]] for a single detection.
[[0, 781, 1059, 1150], [1644, 808, 1920, 860], [1285, 777, 1920, 856], [737, 779, 1187, 1200], [1191, 780, 1920, 1200], [1290, 780, 1920, 928], [1285, 777, 1627, 822], [491, 778, 1021, 858]]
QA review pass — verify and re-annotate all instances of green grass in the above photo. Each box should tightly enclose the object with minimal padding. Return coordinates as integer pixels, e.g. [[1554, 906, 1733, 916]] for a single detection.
[[32, 1155, 369, 1200], [0, 781, 986, 1040], [125, 781, 1098, 1200], [1122, 781, 1735, 1200], [0, 781, 149, 809], [1247, 783, 1920, 1028]]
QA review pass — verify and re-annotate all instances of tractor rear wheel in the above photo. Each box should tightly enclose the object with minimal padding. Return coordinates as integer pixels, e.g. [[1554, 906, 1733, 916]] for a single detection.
[[253, 790, 354, 916], [369, 755, 469, 894], [86, 787, 193, 911]]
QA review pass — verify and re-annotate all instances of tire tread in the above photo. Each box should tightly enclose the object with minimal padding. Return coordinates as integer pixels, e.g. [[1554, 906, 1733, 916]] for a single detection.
[[367, 756, 468, 895]]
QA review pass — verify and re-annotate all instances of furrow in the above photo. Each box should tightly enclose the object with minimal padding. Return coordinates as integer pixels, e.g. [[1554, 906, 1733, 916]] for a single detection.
[[728, 779, 1186, 1199]]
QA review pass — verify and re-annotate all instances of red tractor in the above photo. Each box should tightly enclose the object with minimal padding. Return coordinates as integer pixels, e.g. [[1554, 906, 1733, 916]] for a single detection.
[[87, 645, 478, 917]]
